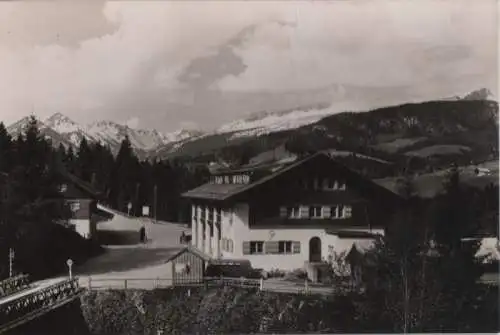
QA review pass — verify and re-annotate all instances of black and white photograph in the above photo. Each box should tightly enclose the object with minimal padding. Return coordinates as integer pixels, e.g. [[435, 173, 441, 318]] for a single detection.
[[0, 0, 498, 334]]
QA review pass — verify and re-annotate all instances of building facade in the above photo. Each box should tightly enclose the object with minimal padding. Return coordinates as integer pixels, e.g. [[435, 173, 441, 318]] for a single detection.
[[182, 152, 402, 273], [57, 172, 101, 239]]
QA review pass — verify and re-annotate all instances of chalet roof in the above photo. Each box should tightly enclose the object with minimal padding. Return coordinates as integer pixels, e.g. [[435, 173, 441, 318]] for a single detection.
[[182, 151, 402, 202], [59, 171, 101, 199]]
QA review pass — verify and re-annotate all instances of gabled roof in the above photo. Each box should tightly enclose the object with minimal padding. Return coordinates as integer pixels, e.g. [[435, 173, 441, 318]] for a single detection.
[[59, 170, 102, 199], [182, 151, 403, 203], [165, 245, 212, 263]]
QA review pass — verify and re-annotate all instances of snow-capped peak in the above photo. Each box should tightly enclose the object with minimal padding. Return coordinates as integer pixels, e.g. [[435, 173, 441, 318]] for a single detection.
[[44, 113, 83, 134], [216, 103, 339, 139]]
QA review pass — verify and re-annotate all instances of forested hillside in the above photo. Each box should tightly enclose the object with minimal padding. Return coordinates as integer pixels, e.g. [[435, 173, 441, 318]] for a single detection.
[[159, 99, 498, 179]]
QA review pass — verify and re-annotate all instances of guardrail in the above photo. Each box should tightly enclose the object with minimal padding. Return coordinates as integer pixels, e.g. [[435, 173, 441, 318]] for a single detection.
[[0, 275, 31, 299], [0, 278, 81, 329]]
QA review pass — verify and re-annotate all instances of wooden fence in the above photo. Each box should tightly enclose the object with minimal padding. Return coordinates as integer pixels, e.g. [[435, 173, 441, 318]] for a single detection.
[[84, 276, 337, 295]]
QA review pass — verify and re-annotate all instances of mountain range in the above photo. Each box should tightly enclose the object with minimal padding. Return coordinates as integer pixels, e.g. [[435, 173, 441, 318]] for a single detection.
[[4, 88, 498, 165]]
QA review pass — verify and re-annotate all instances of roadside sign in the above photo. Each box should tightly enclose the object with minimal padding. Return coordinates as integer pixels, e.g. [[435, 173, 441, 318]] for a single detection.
[[127, 202, 132, 210], [142, 206, 150, 216], [66, 259, 73, 267]]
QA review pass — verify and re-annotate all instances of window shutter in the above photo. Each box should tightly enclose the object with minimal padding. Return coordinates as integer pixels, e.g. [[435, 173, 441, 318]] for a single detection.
[[242, 242, 250, 255], [300, 206, 309, 218], [344, 205, 352, 218], [279, 206, 288, 218], [265, 241, 279, 254], [322, 206, 331, 218], [292, 241, 301, 254]]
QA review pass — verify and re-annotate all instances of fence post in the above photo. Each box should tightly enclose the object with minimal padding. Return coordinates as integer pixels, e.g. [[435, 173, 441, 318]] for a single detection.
[[88, 277, 92, 290], [304, 279, 309, 294], [124, 279, 128, 290], [259, 278, 264, 291]]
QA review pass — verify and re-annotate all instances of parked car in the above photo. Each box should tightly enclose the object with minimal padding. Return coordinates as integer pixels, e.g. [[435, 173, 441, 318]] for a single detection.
[[205, 259, 266, 279]]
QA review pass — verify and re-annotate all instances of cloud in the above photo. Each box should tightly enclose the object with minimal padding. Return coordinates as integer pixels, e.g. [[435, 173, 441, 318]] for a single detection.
[[0, 0, 496, 133], [126, 117, 140, 129]]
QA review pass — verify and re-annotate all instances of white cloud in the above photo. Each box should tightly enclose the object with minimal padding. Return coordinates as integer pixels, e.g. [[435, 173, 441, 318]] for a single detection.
[[0, 0, 496, 132]]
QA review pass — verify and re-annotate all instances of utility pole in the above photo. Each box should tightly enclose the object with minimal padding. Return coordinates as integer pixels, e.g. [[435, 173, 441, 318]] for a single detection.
[[8, 248, 14, 278], [134, 182, 140, 216], [154, 184, 158, 224]]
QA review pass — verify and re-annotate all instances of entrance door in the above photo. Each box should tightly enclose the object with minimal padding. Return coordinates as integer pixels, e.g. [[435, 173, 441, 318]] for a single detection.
[[309, 237, 322, 262]]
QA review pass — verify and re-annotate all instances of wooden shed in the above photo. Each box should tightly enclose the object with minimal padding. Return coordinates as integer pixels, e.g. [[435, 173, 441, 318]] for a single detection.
[[166, 246, 211, 285]]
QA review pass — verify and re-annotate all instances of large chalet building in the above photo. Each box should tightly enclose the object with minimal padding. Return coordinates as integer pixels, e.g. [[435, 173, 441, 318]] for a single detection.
[[182, 152, 403, 275]]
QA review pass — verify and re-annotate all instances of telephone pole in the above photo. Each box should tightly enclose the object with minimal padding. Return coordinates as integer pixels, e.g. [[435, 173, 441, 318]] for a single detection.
[[9, 248, 14, 277], [154, 184, 158, 224], [134, 182, 140, 216]]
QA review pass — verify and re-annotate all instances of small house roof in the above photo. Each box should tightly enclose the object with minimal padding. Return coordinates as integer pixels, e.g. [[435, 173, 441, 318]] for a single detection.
[[165, 245, 212, 263]]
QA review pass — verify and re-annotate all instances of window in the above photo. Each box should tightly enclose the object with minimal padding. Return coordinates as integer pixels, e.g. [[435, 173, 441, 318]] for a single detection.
[[339, 182, 346, 190], [59, 184, 68, 193], [279, 241, 293, 254], [331, 205, 339, 219], [215, 208, 221, 224], [330, 205, 352, 219], [69, 201, 80, 212], [250, 241, 264, 254], [287, 206, 301, 219], [309, 206, 323, 218]]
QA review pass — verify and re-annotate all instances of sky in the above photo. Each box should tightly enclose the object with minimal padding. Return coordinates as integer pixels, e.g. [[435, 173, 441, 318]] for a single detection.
[[0, 0, 497, 133]]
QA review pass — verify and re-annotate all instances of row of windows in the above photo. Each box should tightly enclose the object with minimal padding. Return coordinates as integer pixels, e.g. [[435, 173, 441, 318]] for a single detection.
[[192, 206, 223, 224], [282, 205, 352, 219], [243, 240, 300, 255], [212, 174, 251, 185], [303, 178, 347, 191]]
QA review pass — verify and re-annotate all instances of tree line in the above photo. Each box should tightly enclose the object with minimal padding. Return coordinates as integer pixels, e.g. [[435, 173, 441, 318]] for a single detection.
[[57, 126, 210, 222], [0, 116, 209, 279]]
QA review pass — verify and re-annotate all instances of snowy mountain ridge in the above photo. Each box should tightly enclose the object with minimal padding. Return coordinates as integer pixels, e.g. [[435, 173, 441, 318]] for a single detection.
[[6, 113, 205, 153]]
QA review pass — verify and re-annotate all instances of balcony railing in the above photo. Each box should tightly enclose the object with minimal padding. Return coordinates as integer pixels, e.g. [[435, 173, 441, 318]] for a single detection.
[[0, 278, 81, 328], [0, 275, 31, 299]]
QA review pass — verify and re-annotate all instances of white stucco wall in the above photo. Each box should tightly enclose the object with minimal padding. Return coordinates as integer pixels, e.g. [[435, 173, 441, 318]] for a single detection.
[[190, 202, 383, 271], [225, 202, 383, 271], [70, 218, 92, 239]]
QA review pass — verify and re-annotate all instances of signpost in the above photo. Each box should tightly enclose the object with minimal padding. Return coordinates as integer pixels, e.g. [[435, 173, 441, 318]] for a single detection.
[[66, 259, 73, 279], [127, 202, 132, 216], [8, 248, 14, 278], [142, 206, 150, 217]]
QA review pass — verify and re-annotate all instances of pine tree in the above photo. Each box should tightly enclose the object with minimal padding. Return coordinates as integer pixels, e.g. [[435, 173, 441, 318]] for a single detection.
[[0, 122, 12, 172], [76, 137, 92, 182]]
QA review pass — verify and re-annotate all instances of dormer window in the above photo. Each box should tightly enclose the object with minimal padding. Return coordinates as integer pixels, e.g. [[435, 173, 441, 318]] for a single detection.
[[59, 184, 68, 193]]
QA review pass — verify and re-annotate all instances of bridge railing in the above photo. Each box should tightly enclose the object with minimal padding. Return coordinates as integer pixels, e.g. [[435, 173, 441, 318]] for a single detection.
[[0, 278, 81, 327], [0, 275, 31, 299]]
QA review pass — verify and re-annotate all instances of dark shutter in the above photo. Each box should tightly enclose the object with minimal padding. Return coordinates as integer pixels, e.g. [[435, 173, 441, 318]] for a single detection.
[[265, 241, 279, 254], [279, 206, 287, 218], [292, 241, 301, 254], [242, 242, 250, 255]]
